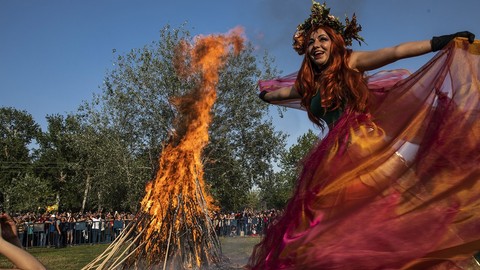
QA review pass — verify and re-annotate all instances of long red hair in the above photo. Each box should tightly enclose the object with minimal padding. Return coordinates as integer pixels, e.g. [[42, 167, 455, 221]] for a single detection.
[[295, 26, 370, 128]]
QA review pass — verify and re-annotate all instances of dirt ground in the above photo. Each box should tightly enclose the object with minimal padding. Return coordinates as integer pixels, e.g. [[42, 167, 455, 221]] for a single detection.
[[219, 236, 261, 269]]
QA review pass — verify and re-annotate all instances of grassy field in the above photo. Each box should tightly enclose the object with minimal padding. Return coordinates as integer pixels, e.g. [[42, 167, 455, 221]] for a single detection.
[[0, 236, 261, 270]]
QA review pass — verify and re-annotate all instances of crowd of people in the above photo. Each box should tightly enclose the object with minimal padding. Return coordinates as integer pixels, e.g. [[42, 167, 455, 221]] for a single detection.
[[212, 209, 283, 238], [9, 211, 135, 249], [6, 208, 280, 249]]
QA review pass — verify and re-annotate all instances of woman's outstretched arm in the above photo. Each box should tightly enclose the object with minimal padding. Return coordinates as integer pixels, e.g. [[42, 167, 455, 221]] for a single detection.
[[259, 86, 301, 103], [350, 40, 432, 72], [0, 236, 47, 270], [349, 31, 475, 72], [0, 214, 46, 270]]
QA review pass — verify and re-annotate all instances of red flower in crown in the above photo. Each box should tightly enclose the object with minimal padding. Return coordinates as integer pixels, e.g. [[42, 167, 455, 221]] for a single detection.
[[293, 1, 365, 55]]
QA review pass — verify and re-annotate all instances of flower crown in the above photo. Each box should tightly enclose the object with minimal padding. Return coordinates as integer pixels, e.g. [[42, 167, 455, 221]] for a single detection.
[[293, 1, 365, 55]]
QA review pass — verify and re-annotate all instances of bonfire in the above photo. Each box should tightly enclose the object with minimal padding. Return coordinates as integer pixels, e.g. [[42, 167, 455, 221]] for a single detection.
[[83, 28, 244, 270]]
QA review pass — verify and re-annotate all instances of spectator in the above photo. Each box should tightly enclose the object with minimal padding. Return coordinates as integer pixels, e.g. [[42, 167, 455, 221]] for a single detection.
[[112, 213, 124, 241], [91, 214, 101, 244], [15, 216, 26, 248], [53, 214, 61, 248], [41, 214, 50, 247], [66, 212, 75, 246], [26, 217, 34, 248], [48, 215, 57, 247], [59, 215, 68, 248], [104, 213, 113, 243]]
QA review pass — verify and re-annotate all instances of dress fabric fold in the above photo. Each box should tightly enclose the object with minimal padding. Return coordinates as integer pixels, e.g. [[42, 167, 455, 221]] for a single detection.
[[248, 39, 480, 269]]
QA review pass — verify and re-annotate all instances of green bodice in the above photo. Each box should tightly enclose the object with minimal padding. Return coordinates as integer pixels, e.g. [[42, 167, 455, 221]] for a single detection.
[[310, 92, 343, 126]]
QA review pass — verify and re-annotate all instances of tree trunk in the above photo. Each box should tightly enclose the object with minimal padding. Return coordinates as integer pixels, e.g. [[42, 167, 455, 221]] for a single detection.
[[54, 171, 67, 211], [55, 193, 61, 211], [97, 191, 102, 213], [4, 193, 10, 213], [81, 173, 91, 214]]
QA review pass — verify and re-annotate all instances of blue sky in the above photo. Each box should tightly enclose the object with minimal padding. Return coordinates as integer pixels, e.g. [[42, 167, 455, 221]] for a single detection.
[[1, 0, 478, 146]]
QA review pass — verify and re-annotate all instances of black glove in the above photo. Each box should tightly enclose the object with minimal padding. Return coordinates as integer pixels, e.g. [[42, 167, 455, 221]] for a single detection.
[[431, 31, 475, 52], [259, 90, 270, 103]]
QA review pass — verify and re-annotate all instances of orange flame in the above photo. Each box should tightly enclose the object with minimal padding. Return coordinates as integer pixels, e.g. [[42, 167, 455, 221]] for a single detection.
[[137, 27, 245, 268]]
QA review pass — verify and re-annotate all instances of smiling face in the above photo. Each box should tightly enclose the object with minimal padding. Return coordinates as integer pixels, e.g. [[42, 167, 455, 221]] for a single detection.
[[307, 28, 332, 67]]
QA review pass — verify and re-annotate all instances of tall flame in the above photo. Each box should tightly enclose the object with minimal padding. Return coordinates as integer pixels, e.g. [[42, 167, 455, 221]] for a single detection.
[[82, 27, 245, 270], [137, 27, 244, 269]]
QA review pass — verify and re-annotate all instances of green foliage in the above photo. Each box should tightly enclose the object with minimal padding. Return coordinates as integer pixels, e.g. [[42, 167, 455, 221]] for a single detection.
[[71, 24, 287, 211], [7, 173, 51, 212], [0, 107, 41, 212], [204, 44, 286, 210], [73, 25, 196, 212], [260, 129, 321, 209], [34, 114, 81, 210], [244, 189, 263, 210], [70, 118, 149, 212], [1, 23, 290, 213]]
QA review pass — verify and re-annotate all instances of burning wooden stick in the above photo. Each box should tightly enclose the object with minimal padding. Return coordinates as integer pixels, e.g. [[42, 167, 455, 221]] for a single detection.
[[82, 27, 244, 270]]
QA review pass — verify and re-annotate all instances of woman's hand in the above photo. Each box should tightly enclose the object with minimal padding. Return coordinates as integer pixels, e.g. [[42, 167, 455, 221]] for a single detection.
[[259, 91, 270, 103], [258, 86, 301, 103], [431, 31, 476, 51], [0, 214, 46, 270], [0, 213, 22, 248]]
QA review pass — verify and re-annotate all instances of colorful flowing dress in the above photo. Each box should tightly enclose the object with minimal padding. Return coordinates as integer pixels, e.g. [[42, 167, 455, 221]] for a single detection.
[[248, 38, 480, 269]]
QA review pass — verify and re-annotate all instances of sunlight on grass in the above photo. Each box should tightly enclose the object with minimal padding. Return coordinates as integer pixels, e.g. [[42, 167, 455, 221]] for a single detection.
[[0, 237, 261, 269], [0, 244, 108, 270]]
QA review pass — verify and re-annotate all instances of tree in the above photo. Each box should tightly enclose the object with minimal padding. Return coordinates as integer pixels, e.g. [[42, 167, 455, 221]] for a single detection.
[[72, 104, 149, 212], [34, 114, 82, 211], [204, 43, 287, 210], [261, 129, 321, 209], [0, 107, 40, 212], [80, 24, 286, 211], [8, 173, 51, 212], [75, 25, 193, 211]]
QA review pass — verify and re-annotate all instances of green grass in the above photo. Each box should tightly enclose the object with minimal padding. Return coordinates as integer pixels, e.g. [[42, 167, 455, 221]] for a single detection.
[[0, 244, 108, 270], [0, 237, 261, 270], [220, 236, 260, 268]]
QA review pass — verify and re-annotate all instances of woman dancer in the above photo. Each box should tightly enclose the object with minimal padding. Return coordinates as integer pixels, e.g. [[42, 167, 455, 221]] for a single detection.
[[248, 1, 479, 269]]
